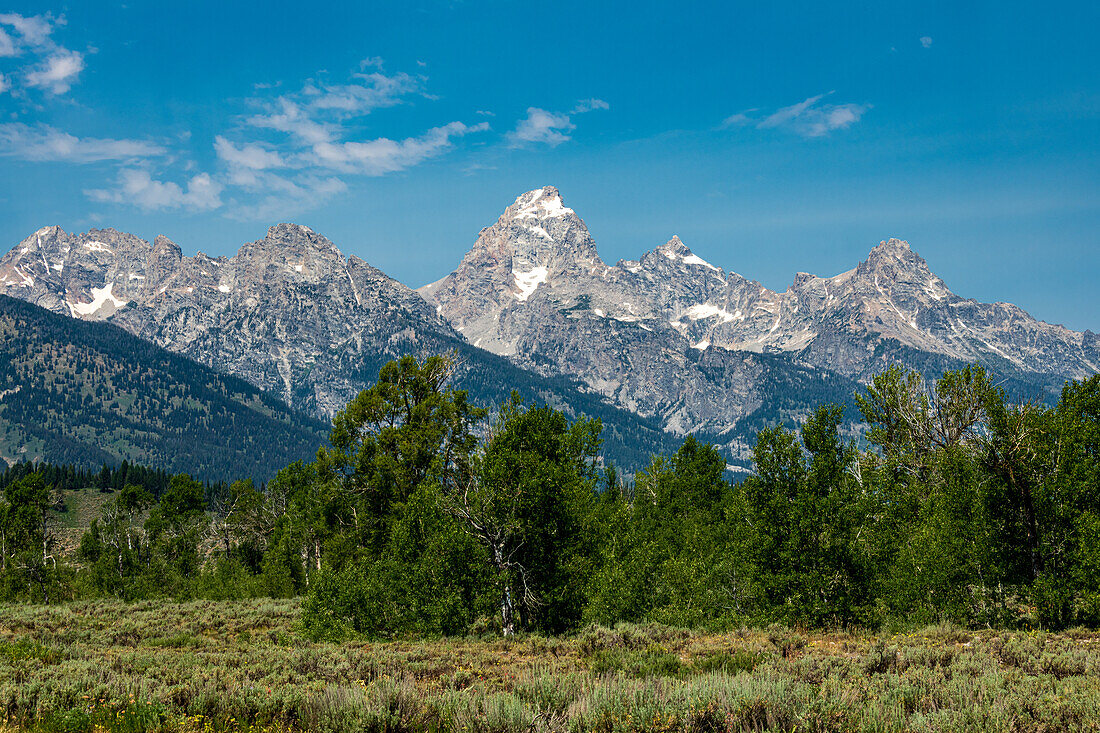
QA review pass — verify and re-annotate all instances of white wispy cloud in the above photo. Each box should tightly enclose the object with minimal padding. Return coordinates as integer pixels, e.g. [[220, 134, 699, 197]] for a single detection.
[[223, 173, 347, 222], [310, 120, 490, 174], [920, 36, 933, 48], [0, 16, 220, 215], [720, 110, 756, 128], [306, 71, 419, 114], [724, 93, 869, 138], [249, 66, 423, 133], [248, 98, 335, 146], [509, 108, 573, 146], [571, 98, 609, 114], [0, 13, 86, 96], [24, 47, 83, 94], [507, 99, 608, 148], [0, 27, 15, 57], [0, 12, 58, 47], [86, 169, 223, 212], [215, 134, 346, 216], [0, 123, 166, 162], [238, 64, 492, 175], [10, 51, 491, 219], [202, 61, 492, 218], [214, 135, 285, 171]]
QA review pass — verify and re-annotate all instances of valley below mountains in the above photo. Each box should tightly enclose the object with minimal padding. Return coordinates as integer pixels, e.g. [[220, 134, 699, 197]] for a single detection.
[[1, 185, 1096, 470]]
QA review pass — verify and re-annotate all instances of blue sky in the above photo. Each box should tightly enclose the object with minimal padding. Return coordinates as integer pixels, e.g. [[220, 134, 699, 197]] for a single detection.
[[0, 1, 1097, 329]]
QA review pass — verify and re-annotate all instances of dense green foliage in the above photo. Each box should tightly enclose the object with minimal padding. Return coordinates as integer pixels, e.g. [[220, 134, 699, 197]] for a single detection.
[[1, 351, 1098, 638], [0, 295, 327, 481]]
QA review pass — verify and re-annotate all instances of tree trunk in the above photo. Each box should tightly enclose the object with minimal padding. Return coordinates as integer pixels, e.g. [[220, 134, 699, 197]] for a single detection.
[[501, 583, 515, 636], [492, 541, 517, 636], [301, 542, 311, 586], [1021, 479, 1043, 580]]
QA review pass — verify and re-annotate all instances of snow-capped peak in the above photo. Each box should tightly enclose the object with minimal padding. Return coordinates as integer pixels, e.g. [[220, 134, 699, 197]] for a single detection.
[[513, 186, 574, 220]]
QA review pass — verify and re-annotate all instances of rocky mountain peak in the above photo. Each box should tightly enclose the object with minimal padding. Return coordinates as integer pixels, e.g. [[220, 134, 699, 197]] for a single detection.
[[858, 237, 934, 281], [152, 234, 182, 257], [876, 237, 911, 252], [1, 222, 467, 416], [461, 185, 604, 276], [85, 226, 122, 239], [37, 224, 64, 241], [262, 223, 343, 257], [17, 225, 65, 252], [227, 223, 348, 282], [864, 238, 921, 265], [642, 235, 724, 276], [266, 222, 321, 241], [658, 235, 690, 255]]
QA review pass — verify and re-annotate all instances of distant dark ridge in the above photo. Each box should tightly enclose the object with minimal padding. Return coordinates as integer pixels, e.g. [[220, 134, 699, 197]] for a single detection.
[[0, 295, 327, 482]]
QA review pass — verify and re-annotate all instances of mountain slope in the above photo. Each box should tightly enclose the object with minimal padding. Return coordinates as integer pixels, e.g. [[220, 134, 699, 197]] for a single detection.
[[0, 295, 327, 481], [420, 187, 1098, 443], [419, 188, 864, 444]]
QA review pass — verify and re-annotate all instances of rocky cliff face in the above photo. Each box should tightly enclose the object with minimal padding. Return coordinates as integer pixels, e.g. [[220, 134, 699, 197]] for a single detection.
[[420, 187, 1099, 438]]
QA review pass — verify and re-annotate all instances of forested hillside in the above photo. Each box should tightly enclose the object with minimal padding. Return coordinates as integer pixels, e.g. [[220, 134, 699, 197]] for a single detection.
[[0, 296, 327, 481]]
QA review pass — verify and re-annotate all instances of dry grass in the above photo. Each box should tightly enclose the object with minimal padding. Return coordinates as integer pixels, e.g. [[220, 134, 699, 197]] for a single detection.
[[1, 600, 1098, 732]]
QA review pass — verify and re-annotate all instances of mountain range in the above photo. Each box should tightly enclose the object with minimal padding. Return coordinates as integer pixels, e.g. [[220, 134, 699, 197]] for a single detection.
[[1, 186, 1096, 470]]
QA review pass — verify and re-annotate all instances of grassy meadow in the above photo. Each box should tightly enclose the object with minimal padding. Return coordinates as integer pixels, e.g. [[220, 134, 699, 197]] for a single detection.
[[0, 600, 1098, 733]]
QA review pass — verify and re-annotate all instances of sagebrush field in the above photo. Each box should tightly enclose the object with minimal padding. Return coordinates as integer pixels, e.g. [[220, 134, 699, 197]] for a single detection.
[[1, 599, 1098, 733]]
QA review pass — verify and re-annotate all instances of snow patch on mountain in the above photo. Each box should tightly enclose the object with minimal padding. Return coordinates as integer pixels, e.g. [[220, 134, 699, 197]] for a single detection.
[[70, 283, 126, 316], [84, 241, 113, 254], [683, 303, 742, 323], [513, 266, 548, 301], [682, 253, 721, 272], [525, 224, 553, 240]]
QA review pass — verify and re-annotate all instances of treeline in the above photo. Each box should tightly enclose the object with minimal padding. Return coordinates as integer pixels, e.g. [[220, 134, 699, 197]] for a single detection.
[[0, 354, 1097, 635], [0, 460, 173, 497]]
